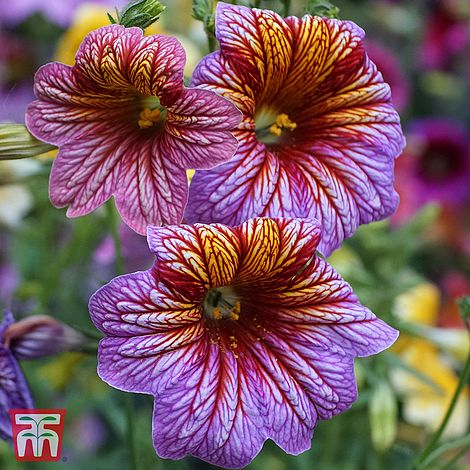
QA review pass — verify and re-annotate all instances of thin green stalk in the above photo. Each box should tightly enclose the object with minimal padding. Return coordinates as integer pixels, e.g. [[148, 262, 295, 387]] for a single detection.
[[106, 201, 137, 470], [420, 435, 470, 469], [283, 0, 291, 16], [414, 331, 470, 469], [106, 201, 125, 276], [207, 33, 216, 53], [125, 395, 138, 470]]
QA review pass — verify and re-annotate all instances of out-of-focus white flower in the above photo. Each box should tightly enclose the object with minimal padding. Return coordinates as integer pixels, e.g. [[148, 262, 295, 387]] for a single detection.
[[0, 159, 41, 227]]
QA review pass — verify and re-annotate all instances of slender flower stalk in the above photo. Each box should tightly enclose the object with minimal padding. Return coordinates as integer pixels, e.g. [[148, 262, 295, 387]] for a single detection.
[[414, 331, 470, 467], [106, 200, 137, 470]]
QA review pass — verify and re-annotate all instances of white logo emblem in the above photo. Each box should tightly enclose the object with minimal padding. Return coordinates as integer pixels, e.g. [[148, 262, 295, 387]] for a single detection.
[[14, 413, 61, 458]]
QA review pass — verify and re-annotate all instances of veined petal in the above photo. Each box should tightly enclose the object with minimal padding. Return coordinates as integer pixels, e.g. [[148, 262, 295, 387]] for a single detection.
[[48, 127, 128, 216], [235, 218, 321, 281], [97, 333, 206, 395], [127, 34, 186, 105], [185, 133, 280, 225], [26, 62, 133, 146], [152, 343, 266, 468], [215, 2, 293, 104], [114, 137, 188, 234], [89, 271, 201, 337], [146, 223, 240, 292], [0, 313, 34, 443], [191, 51, 256, 116], [189, 4, 405, 254], [75, 25, 185, 104], [164, 87, 241, 169]]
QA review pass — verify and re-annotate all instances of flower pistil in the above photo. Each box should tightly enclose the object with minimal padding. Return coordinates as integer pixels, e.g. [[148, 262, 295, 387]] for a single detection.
[[203, 286, 240, 321]]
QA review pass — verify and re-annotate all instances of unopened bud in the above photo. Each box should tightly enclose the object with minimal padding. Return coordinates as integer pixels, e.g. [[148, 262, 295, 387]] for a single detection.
[[110, 0, 166, 30], [0, 124, 55, 160], [3, 315, 85, 360], [305, 0, 340, 18], [369, 381, 397, 452]]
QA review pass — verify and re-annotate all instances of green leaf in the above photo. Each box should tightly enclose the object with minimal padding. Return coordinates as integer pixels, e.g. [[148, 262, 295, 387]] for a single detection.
[[18, 416, 36, 422], [39, 433, 55, 438], [21, 433, 36, 437]]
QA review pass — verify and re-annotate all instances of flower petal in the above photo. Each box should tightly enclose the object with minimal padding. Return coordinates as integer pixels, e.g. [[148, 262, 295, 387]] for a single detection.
[[164, 87, 241, 169], [185, 133, 281, 225], [26, 62, 133, 146], [215, 2, 293, 103], [151, 343, 266, 468], [114, 138, 188, 234], [235, 218, 321, 281], [146, 223, 240, 292], [75, 25, 185, 104], [0, 313, 34, 443], [89, 271, 201, 338], [96, 332, 205, 395], [48, 127, 128, 216]]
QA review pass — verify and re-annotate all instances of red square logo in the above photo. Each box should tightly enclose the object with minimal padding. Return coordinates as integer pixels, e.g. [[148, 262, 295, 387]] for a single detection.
[[9, 409, 66, 462]]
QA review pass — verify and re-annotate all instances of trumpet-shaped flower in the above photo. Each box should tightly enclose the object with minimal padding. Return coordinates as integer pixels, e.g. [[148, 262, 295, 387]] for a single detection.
[[185, 3, 405, 255], [26, 25, 241, 234], [89, 217, 397, 468], [0, 312, 34, 443]]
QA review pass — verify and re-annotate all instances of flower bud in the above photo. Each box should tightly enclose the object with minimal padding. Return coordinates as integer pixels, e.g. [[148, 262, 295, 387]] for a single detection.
[[369, 381, 397, 452], [2, 315, 85, 360], [110, 0, 166, 30], [305, 0, 340, 18], [0, 124, 55, 160]]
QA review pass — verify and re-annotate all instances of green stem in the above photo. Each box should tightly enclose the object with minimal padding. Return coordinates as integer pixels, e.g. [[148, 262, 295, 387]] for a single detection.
[[207, 33, 216, 53], [420, 435, 470, 469], [125, 395, 138, 470], [106, 201, 124, 276], [283, 0, 291, 16], [414, 331, 470, 469], [106, 201, 137, 470]]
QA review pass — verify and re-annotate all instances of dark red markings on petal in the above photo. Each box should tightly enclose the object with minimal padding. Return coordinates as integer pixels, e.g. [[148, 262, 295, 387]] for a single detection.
[[89, 270, 202, 337], [185, 134, 280, 225], [26, 62, 135, 146], [127, 34, 186, 105], [114, 137, 188, 234], [48, 126, 132, 216]]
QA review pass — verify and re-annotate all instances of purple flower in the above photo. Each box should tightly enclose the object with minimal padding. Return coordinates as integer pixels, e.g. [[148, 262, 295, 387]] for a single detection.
[[185, 3, 405, 256], [2, 315, 85, 360], [0, 0, 127, 27], [89, 217, 398, 468], [0, 312, 34, 443], [393, 118, 470, 223], [26, 25, 241, 235], [420, 0, 470, 71]]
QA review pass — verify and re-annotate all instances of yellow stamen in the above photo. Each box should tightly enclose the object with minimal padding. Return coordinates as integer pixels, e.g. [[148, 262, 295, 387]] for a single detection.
[[268, 113, 297, 136], [138, 107, 162, 129], [213, 307, 222, 320]]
